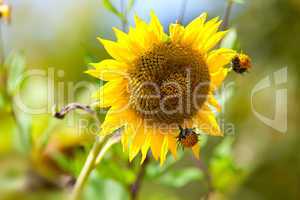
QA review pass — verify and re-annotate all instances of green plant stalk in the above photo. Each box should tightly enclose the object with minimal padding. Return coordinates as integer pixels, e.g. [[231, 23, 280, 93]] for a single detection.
[[120, 0, 127, 31], [0, 23, 4, 64], [217, 0, 234, 48], [130, 156, 149, 200], [70, 135, 111, 200], [222, 0, 234, 30], [178, 0, 188, 24], [94, 132, 121, 166]]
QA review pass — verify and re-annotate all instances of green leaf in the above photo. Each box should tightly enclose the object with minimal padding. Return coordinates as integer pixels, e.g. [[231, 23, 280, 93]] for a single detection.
[[220, 29, 237, 49], [0, 68, 9, 109], [4, 52, 26, 95], [0, 92, 5, 109], [85, 171, 130, 200], [84, 54, 99, 66], [146, 151, 184, 179], [52, 147, 87, 177], [220, 29, 241, 50], [13, 110, 32, 154], [158, 167, 204, 188], [209, 137, 246, 192], [102, 0, 126, 22], [97, 159, 136, 185], [52, 151, 72, 172], [215, 137, 234, 157]]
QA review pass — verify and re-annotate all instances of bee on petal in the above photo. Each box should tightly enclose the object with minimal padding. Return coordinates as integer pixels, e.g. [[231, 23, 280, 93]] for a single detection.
[[177, 125, 199, 148], [231, 53, 252, 74]]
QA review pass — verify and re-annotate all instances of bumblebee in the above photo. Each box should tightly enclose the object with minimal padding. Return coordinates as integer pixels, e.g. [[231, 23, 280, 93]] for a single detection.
[[177, 125, 199, 148], [231, 53, 252, 74]]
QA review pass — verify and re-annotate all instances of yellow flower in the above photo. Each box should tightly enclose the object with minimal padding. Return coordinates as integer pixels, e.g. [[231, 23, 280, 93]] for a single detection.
[[0, 4, 11, 23], [87, 12, 237, 165]]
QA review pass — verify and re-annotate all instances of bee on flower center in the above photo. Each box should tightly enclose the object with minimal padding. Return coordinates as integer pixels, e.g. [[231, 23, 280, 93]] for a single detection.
[[177, 125, 199, 148], [231, 53, 252, 74]]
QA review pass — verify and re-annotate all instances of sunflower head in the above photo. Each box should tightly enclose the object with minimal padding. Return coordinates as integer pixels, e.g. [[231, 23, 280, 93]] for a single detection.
[[128, 41, 210, 124], [87, 12, 247, 165]]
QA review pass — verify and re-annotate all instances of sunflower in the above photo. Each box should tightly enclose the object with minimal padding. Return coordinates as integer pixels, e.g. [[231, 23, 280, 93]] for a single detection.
[[87, 12, 238, 165]]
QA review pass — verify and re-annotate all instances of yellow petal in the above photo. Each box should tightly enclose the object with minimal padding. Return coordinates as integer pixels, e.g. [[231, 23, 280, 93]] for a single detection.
[[122, 124, 132, 152], [113, 27, 143, 55], [140, 132, 152, 164], [185, 12, 207, 32], [203, 30, 229, 51], [86, 59, 128, 81], [149, 11, 165, 41], [192, 143, 200, 160], [134, 14, 148, 30], [121, 113, 141, 152], [150, 130, 164, 160], [133, 15, 158, 47], [210, 68, 229, 91], [194, 18, 222, 51], [97, 37, 135, 63], [169, 23, 185, 43], [167, 134, 177, 159], [201, 17, 221, 39], [129, 125, 146, 162], [113, 27, 129, 43], [207, 94, 221, 112], [182, 13, 207, 45], [160, 135, 169, 166], [194, 107, 223, 136], [100, 110, 127, 136], [92, 78, 128, 108], [207, 48, 236, 73]]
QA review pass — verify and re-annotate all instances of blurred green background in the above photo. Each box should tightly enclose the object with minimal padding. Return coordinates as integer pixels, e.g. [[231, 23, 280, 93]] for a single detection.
[[0, 0, 299, 199]]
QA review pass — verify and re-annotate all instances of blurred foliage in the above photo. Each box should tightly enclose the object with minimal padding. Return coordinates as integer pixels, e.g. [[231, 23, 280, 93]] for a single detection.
[[209, 137, 246, 193], [232, 0, 245, 4], [220, 29, 240, 51], [157, 167, 204, 188], [4, 52, 26, 96], [84, 171, 130, 200]]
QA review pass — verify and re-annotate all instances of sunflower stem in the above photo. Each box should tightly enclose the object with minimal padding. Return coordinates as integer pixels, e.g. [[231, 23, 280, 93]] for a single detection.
[[222, 0, 234, 30], [0, 21, 5, 64], [94, 131, 121, 166], [130, 156, 149, 200], [70, 135, 110, 200], [120, 0, 127, 31], [178, 0, 188, 24], [195, 158, 213, 200]]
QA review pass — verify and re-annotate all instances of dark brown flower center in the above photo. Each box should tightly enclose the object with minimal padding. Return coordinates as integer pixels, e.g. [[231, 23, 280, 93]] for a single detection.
[[128, 42, 210, 124]]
